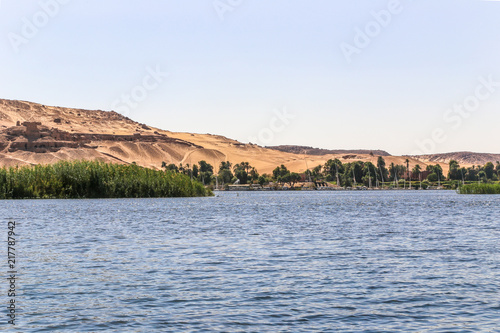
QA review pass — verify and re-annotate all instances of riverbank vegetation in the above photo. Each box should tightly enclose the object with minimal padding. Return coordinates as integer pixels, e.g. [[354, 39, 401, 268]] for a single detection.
[[458, 183, 500, 194], [163, 157, 500, 191], [458, 184, 500, 194], [0, 161, 211, 199]]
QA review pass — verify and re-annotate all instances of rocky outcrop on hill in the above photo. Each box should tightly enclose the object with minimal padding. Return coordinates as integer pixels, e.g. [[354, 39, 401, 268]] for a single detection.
[[1, 122, 201, 154], [411, 152, 500, 166]]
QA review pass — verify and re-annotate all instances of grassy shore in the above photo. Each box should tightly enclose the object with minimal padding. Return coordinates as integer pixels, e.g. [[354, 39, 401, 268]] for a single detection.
[[0, 161, 211, 199], [458, 183, 500, 194]]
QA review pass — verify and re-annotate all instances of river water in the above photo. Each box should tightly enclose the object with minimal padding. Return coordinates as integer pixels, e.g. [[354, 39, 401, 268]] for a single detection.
[[2, 191, 499, 332]]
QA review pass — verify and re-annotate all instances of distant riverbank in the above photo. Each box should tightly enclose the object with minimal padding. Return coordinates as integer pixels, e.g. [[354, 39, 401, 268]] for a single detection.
[[219, 183, 453, 192]]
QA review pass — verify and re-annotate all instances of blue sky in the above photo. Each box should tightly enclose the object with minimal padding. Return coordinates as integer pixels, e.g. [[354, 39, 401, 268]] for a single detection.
[[1, 0, 499, 155]]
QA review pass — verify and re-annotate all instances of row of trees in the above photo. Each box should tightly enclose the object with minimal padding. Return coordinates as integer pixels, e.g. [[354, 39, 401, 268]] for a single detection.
[[306, 157, 441, 187], [448, 160, 500, 182], [162, 160, 261, 186], [159, 157, 415, 188], [161, 157, 500, 188]]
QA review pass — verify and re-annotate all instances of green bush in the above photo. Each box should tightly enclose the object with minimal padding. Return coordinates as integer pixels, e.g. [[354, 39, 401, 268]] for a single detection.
[[0, 161, 211, 199], [427, 173, 438, 182]]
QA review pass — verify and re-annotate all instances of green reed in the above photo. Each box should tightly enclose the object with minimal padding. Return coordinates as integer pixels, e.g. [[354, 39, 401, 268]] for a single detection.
[[458, 183, 500, 194], [0, 160, 211, 199]]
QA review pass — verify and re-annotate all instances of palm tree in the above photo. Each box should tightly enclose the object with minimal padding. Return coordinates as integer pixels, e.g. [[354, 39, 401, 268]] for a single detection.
[[389, 162, 396, 180], [412, 164, 421, 188], [405, 159, 410, 189], [405, 159, 410, 177], [377, 156, 386, 183], [412, 164, 421, 180], [389, 162, 399, 187], [243, 162, 250, 174]]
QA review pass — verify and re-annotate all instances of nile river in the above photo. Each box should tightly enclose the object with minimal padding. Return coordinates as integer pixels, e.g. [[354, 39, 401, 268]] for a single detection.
[[3, 191, 499, 332]]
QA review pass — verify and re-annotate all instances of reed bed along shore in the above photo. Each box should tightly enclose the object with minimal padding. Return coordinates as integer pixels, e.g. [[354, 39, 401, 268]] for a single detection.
[[0, 160, 211, 199], [458, 183, 500, 194]]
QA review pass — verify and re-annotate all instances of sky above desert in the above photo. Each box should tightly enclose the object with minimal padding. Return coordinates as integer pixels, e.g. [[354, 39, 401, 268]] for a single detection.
[[1, 0, 499, 156]]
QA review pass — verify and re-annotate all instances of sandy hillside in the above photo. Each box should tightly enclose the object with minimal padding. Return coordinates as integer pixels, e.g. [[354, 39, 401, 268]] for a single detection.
[[411, 152, 500, 167], [0, 98, 452, 174]]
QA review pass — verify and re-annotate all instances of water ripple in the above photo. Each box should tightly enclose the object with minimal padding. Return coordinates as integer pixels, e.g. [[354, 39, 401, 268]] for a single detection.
[[2, 191, 499, 332]]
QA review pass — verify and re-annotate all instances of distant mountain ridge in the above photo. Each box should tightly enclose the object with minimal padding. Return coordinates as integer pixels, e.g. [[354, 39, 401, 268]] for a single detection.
[[266, 145, 392, 157], [411, 152, 500, 166]]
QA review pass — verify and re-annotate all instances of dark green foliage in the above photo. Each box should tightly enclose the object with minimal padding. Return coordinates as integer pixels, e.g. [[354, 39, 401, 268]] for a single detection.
[[233, 162, 254, 185], [448, 160, 461, 180], [165, 164, 179, 172], [484, 162, 495, 179], [342, 162, 364, 186], [218, 169, 233, 185], [192, 164, 199, 179], [272, 165, 289, 181], [258, 175, 268, 187], [362, 162, 377, 186], [217, 161, 234, 185], [377, 156, 389, 182], [388, 162, 405, 182], [458, 183, 500, 194], [199, 161, 213, 173], [219, 161, 232, 171], [234, 169, 248, 184], [427, 173, 438, 182], [0, 161, 211, 199], [198, 160, 214, 185], [426, 164, 444, 181]]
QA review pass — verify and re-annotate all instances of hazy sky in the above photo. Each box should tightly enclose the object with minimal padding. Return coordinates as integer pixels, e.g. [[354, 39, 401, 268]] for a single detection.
[[1, 0, 499, 155]]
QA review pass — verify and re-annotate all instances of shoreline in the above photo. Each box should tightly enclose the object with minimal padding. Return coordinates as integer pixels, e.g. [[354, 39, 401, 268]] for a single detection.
[[215, 187, 452, 192]]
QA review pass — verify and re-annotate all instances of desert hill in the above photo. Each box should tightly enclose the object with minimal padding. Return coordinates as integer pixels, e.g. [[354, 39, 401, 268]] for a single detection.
[[0, 98, 476, 175], [411, 152, 500, 167]]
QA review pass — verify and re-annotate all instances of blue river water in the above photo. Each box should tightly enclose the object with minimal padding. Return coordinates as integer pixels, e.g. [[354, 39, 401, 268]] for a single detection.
[[2, 191, 499, 332]]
